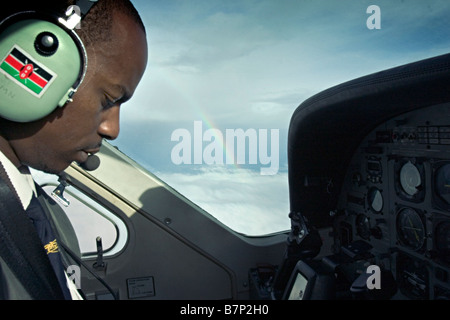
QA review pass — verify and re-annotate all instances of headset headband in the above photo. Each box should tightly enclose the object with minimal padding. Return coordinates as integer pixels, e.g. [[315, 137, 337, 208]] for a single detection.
[[77, 0, 99, 18]]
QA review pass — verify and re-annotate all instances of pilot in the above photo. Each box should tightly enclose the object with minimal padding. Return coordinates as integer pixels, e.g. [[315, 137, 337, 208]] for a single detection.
[[0, 0, 147, 299]]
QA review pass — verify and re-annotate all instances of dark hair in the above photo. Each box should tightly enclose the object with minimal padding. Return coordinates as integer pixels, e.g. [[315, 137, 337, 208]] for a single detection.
[[1, 0, 146, 47]]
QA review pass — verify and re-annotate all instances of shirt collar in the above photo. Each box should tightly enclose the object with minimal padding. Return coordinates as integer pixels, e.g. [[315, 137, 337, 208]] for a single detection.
[[0, 151, 36, 209]]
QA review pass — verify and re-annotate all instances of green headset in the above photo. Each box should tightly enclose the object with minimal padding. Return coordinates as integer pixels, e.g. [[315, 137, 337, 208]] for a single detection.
[[0, 0, 98, 122]]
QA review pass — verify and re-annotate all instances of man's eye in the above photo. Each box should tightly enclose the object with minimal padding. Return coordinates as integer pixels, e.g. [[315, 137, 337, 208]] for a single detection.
[[102, 98, 114, 108], [102, 94, 118, 109]]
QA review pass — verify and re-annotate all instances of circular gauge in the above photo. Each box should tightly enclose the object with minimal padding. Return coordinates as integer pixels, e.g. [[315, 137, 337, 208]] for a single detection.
[[435, 164, 450, 205], [400, 161, 421, 196], [367, 187, 383, 213], [355, 214, 371, 240], [396, 208, 425, 251]]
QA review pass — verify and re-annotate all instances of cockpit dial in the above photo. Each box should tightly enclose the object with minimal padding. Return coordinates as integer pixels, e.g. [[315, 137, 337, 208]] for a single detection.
[[396, 207, 426, 251]]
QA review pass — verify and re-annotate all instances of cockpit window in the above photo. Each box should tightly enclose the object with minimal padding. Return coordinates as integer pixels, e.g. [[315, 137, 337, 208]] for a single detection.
[[112, 0, 450, 236], [40, 184, 126, 257]]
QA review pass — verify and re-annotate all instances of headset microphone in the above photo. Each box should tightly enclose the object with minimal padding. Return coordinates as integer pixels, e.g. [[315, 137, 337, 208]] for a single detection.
[[79, 154, 100, 171]]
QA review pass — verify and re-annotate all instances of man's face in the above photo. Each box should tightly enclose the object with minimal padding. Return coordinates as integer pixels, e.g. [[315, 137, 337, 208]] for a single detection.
[[9, 12, 148, 174]]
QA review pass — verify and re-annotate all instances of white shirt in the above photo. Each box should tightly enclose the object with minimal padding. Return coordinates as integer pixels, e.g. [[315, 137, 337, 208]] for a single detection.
[[0, 151, 35, 209]]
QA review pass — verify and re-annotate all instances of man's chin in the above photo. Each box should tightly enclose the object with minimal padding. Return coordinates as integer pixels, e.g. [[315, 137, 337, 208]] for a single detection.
[[27, 161, 71, 176]]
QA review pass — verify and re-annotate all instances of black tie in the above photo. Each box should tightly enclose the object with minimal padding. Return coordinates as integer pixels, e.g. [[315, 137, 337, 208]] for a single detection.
[[26, 194, 72, 300]]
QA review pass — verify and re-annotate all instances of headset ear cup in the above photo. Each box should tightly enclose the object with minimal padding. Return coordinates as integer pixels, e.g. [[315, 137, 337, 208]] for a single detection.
[[0, 17, 85, 122]]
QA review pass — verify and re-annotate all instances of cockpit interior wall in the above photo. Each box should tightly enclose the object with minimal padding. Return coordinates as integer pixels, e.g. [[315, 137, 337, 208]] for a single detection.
[[273, 53, 450, 300], [288, 53, 450, 229]]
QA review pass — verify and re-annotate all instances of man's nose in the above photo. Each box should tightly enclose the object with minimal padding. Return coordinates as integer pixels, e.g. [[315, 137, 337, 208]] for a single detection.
[[98, 106, 120, 140]]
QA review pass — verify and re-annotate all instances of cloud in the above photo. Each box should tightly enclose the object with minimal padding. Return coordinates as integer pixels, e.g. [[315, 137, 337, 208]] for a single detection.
[[121, 0, 450, 236], [129, 0, 450, 127], [156, 166, 290, 235]]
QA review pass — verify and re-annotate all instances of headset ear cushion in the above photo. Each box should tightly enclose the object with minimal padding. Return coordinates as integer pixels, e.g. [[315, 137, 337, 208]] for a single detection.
[[0, 18, 84, 122]]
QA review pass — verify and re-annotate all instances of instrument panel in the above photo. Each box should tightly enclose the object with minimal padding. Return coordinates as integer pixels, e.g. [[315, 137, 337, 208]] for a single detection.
[[334, 102, 450, 299]]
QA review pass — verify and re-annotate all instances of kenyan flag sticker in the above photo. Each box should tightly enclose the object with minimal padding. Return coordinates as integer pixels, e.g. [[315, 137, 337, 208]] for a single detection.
[[0, 45, 57, 98]]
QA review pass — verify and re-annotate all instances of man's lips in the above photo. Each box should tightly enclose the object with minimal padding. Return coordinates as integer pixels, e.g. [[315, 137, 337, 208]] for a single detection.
[[75, 144, 102, 164], [82, 142, 103, 155], [82, 147, 101, 155]]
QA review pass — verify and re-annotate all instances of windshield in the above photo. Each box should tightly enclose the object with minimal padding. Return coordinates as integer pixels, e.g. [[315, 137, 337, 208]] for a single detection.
[[112, 0, 450, 236]]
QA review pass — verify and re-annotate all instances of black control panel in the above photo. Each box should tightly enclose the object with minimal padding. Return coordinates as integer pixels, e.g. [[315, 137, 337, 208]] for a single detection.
[[333, 102, 450, 299]]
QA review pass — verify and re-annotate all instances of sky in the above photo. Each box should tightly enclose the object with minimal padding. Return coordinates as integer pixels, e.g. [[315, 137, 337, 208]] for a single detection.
[[110, 0, 450, 235]]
